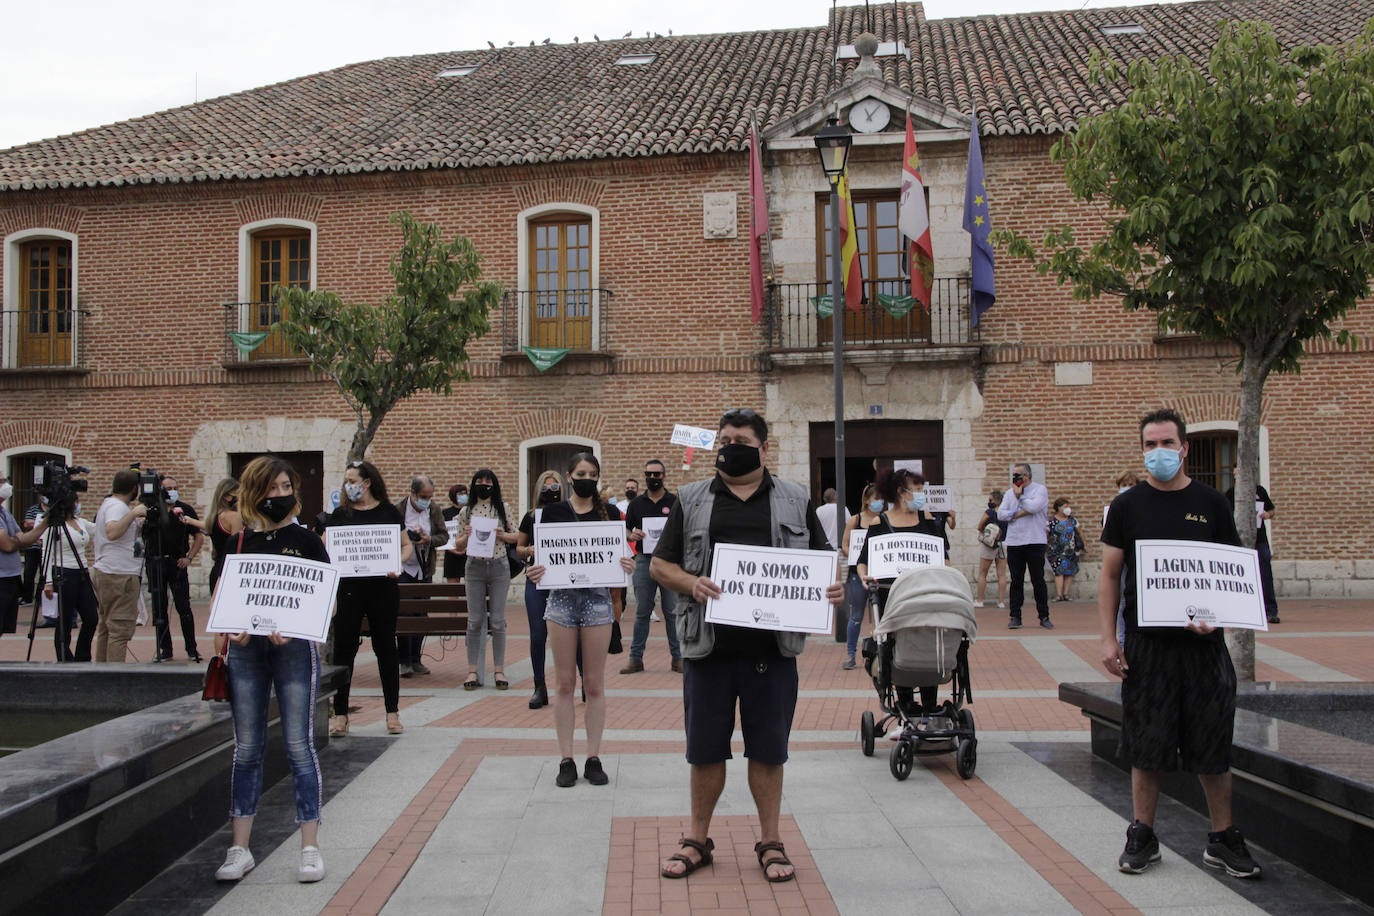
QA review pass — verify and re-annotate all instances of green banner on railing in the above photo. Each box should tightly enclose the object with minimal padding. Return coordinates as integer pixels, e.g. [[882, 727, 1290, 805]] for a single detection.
[[229, 331, 271, 356], [807, 295, 835, 319], [523, 346, 570, 372], [876, 294, 917, 319]]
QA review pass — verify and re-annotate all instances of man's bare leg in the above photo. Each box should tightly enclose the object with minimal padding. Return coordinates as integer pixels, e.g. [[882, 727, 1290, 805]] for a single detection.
[[661, 762, 725, 876], [748, 760, 793, 880], [1198, 771, 1233, 832], [1131, 767, 1162, 826]]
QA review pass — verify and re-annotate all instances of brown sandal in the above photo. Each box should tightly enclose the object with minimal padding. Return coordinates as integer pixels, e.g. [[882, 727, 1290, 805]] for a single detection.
[[755, 840, 795, 883], [661, 837, 714, 879]]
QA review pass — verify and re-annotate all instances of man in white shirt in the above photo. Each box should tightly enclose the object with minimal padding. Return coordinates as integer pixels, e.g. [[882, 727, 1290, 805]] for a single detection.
[[395, 475, 448, 677], [814, 488, 847, 551], [997, 463, 1053, 629], [92, 469, 148, 661]]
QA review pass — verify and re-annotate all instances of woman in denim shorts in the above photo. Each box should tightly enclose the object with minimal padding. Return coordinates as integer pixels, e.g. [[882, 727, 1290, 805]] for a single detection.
[[527, 453, 635, 789]]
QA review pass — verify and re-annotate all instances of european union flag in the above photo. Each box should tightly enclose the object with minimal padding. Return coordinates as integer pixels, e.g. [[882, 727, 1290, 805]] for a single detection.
[[963, 112, 995, 325]]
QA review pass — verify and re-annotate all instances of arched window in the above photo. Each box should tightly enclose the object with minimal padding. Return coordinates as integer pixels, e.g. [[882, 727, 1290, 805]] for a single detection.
[[529, 215, 592, 349], [233, 220, 316, 363]]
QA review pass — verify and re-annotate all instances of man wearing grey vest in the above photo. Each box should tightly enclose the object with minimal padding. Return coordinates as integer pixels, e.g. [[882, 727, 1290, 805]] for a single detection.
[[652, 409, 843, 883]]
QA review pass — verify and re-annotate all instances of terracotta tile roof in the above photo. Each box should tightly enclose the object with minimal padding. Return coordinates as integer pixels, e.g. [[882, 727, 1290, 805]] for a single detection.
[[1, 0, 1369, 190]]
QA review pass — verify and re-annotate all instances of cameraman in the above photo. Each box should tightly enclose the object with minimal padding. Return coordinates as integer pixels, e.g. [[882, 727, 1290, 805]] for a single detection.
[[147, 475, 204, 663], [0, 471, 49, 637], [92, 470, 147, 662]]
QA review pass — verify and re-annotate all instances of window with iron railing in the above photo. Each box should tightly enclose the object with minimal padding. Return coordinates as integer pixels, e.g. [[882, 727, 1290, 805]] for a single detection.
[[529, 216, 593, 349], [1187, 431, 1237, 496], [244, 229, 309, 360], [17, 240, 74, 367]]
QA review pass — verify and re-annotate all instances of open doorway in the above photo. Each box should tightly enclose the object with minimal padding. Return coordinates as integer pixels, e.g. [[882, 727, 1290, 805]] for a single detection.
[[809, 420, 943, 515], [526, 441, 591, 508], [230, 451, 324, 524]]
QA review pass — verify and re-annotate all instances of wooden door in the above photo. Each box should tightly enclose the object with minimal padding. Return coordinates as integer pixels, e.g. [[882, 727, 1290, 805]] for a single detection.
[[18, 241, 72, 367]]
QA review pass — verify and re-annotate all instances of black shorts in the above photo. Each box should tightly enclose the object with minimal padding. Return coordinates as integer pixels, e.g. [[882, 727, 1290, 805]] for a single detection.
[[682, 654, 798, 766], [1120, 632, 1236, 774]]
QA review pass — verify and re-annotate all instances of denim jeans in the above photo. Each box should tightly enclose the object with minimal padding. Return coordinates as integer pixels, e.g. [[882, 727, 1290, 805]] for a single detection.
[[524, 577, 548, 681], [629, 552, 679, 660], [844, 569, 867, 658], [465, 556, 510, 669], [228, 635, 322, 823]]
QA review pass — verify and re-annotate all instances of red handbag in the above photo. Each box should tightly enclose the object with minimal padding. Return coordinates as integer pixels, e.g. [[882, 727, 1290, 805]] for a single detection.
[[202, 530, 243, 702]]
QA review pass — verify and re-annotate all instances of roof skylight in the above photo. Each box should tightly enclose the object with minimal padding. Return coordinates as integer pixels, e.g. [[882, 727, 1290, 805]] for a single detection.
[[615, 53, 657, 66], [437, 65, 480, 78], [1099, 24, 1146, 36]]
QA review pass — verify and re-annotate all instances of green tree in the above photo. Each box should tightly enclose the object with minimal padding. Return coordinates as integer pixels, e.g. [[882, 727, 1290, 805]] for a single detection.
[[998, 20, 1374, 678], [275, 212, 502, 462]]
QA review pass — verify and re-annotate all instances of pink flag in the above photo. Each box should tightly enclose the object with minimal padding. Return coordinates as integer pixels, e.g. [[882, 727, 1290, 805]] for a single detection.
[[749, 123, 768, 323], [899, 113, 935, 312]]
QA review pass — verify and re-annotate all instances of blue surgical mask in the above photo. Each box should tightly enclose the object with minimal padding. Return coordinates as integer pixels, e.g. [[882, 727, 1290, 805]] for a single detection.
[[607, 497, 619, 507], [414, 497, 431, 510], [456, 494, 469, 506], [868, 499, 885, 513], [344, 482, 364, 501], [1144, 447, 1182, 482], [165, 489, 179, 503], [907, 492, 927, 511]]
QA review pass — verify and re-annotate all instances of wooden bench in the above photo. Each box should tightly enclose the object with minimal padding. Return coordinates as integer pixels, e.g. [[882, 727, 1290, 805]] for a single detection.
[[359, 581, 468, 637]]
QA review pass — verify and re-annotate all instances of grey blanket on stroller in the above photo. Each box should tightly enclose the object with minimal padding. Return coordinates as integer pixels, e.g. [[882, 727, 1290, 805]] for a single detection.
[[873, 566, 977, 687]]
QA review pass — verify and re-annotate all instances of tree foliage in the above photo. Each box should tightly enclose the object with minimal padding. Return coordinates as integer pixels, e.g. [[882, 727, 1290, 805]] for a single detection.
[[275, 212, 502, 461], [997, 19, 1374, 677]]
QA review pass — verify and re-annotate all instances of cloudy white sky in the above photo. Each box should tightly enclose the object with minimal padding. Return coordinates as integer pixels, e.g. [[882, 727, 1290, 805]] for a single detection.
[[1, 0, 1184, 151]]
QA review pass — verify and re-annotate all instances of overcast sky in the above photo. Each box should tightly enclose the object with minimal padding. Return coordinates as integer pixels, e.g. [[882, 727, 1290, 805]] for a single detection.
[[1, 0, 1183, 151]]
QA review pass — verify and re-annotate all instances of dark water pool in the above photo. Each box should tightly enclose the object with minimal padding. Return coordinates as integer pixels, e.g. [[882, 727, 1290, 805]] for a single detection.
[[0, 710, 118, 757]]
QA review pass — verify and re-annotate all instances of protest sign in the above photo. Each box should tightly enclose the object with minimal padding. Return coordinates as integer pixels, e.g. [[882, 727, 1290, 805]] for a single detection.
[[208, 555, 340, 641], [1135, 539, 1267, 630], [670, 424, 718, 450], [847, 528, 867, 560], [923, 485, 952, 512], [865, 532, 945, 580], [325, 524, 402, 577], [894, 459, 923, 475], [1255, 500, 1266, 529], [534, 521, 629, 590], [465, 516, 499, 558], [705, 544, 836, 634], [441, 518, 460, 551], [641, 516, 667, 556]]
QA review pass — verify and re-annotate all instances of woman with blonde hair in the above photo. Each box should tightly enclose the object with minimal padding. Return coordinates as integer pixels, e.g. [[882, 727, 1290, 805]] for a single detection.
[[212, 456, 330, 884]]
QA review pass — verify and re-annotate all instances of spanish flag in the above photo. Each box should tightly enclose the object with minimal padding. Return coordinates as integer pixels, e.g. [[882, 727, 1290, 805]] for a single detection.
[[837, 171, 865, 309]]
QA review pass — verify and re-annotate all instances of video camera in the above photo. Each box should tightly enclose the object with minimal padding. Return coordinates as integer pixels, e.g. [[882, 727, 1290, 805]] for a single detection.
[[135, 466, 164, 518], [34, 461, 89, 522]]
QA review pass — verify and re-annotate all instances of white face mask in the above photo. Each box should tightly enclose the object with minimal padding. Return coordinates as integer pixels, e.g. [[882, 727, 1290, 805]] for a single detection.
[[0, 483, 11, 501], [1063, 507, 1073, 517]]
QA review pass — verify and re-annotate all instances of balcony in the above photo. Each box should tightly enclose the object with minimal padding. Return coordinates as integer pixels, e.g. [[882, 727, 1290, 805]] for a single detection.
[[763, 277, 978, 367], [500, 288, 614, 361], [222, 303, 306, 367], [0, 308, 88, 372]]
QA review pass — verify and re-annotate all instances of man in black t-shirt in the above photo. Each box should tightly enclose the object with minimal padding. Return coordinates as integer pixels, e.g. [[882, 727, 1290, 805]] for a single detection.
[[1225, 483, 1279, 624], [652, 409, 843, 884], [150, 474, 204, 662], [1100, 409, 1260, 880], [621, 459, 681, 673]]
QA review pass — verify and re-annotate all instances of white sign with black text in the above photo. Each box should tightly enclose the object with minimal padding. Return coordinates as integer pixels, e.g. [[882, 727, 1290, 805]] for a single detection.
[[324, 525, 402, 578], [465, 516, 499, 558], [922, 485, 952, 512], [847, 528, 867, 560], [534, 521, 629, 590], [705, 544, 836, 634], [1135, 539, 1267, 631], [441, 519, 461, 551], [208, 555, 340, 641], [865, 533, 945, 580], [641, 516, 668, 556]]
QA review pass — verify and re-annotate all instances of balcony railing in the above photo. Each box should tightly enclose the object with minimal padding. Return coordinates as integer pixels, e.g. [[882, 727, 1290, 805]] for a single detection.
[[222, 303, 304, 364], [0, 308, 87, 370], [500, 288, 613, 354], [764, 277, 977, 351]]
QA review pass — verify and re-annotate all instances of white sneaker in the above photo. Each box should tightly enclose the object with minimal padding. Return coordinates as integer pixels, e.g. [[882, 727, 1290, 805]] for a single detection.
[[298, 845, 326, 883], [997, 602, 1007, 609], [215, 846, 255, 881], [651, 611, 661, 622], [978, 600, 989, 607]]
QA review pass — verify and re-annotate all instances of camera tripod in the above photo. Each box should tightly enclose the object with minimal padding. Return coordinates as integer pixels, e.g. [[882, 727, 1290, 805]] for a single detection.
[[25, 507, 97, 662]]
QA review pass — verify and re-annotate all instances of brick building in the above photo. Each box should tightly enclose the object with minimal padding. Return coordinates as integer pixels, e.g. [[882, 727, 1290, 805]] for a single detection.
[[1, 0, 1371, 598]]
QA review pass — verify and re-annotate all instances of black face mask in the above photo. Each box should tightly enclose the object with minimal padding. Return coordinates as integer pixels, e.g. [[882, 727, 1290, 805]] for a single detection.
[[645, 477, 664, 492], [988, 500, 996, 509], [570, 478, 598, 499], [539, 487, 561, 505], [715, 443, 762, 478], [258, 495, 294, 523], [472, 484, 494, 501], [625, 489, 638, 500]]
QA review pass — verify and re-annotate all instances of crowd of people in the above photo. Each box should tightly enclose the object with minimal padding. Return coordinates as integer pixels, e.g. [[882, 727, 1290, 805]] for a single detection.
[[0, 405, 1280, 886]]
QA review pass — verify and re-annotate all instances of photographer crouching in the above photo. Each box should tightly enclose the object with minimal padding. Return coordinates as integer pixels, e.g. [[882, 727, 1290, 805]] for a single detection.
[[144, 473, 205, 663]]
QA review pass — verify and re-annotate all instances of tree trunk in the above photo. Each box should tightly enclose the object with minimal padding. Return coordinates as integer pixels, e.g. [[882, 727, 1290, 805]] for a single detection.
[[1225, 346, 1266, 682], [347, 411, 388, 463]]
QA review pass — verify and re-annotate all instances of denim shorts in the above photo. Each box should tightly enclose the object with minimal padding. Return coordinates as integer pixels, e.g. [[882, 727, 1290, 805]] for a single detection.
[[544, 587, 614, 628]]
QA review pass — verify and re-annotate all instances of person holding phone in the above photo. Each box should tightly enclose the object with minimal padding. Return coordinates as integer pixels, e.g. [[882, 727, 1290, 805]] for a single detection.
[[997, 463, 1053, 629]]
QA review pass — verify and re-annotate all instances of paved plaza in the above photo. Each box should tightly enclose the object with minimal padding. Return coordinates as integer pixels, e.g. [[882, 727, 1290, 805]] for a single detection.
[[6, 597, 1373, 915]]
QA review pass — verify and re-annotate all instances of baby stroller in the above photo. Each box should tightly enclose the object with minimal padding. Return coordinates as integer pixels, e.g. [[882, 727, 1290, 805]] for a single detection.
[[858, 565, 978, 780]]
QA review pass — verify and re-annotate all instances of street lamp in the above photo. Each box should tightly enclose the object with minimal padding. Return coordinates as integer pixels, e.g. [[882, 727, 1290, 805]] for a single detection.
[[814, 116, 852, 642]]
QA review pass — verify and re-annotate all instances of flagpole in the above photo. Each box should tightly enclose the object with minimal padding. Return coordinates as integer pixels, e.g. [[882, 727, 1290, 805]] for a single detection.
[[828, 173, 846, 594]]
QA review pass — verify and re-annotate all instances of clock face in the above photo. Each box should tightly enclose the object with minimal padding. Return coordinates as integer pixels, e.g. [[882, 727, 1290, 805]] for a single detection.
[[850, 98, 891, 133]]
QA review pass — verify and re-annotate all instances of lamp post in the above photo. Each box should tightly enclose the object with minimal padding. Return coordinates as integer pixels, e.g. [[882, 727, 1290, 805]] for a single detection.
[[815, 117, 852, 641]]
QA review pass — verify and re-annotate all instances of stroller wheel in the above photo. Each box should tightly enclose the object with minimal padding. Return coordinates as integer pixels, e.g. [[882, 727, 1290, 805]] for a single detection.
[[956, 737, 978, 779], [957, 707, 975, 737], [889, 739, 915, 781], [860, 710, 876, 757]]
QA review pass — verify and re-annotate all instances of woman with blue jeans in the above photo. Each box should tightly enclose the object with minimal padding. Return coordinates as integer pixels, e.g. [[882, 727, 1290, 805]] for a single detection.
[[838, 483, 883, 669], [453, 468, 518, 690], [527, 453, 636, 788], [213, 456, 330, 884], [517, 470, 564, 709]]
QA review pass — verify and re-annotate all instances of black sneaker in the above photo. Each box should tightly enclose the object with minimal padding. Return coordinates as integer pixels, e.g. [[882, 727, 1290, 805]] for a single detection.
[[555, 757, 578, 788], [1118, 821, 1161, 874], [1039, 618, 1055, 630], [1267, 615, 1281, 625], [1008, 618, 1023, 629], [584, 756, 609, 786], [1204, 826, 1261, 878]]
